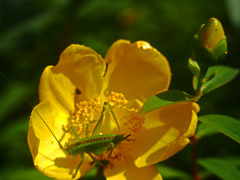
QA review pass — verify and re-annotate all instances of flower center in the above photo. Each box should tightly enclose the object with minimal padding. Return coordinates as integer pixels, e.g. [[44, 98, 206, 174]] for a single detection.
[[69, 91, 144, 166], [98, 138, 131, 167], [70, 97, 102, 139], [71, 91, 131, 138]]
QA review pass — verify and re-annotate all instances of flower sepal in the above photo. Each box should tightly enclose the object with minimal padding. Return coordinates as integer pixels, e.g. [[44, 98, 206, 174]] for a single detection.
[[188, 58, 201, 78], [190, 17, 227, 66]]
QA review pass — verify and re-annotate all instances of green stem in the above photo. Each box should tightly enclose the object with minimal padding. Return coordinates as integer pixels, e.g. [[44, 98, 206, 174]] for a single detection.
[[194, 67, 208, 98], [191, 135, 201, 180], [195, 77, 203, 97], [192, 67, 208, 179]]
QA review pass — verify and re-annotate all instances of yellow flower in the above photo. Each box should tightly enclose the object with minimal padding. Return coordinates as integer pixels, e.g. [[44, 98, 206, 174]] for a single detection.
[[27, 40, 199, 180]]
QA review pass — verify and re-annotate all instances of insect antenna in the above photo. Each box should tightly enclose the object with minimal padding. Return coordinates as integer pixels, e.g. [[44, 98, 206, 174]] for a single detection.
[[0, 72, 63, 149]]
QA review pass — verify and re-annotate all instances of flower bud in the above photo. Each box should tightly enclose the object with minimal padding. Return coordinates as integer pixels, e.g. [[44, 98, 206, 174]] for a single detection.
[[191, 18, 227, 66], [188, 58, 200, 78]]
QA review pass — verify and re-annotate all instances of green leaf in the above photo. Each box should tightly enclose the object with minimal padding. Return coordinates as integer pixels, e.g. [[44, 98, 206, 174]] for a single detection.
[[156, 163, 192, 180], [226, 156, 240, 166], [198, 114, 240, 143], [198, 158, 240, 180], [3, 168, 51, 180], [196, 122, 219, 138], [193, 66, 239, 95], [142, 90, 197, 114]]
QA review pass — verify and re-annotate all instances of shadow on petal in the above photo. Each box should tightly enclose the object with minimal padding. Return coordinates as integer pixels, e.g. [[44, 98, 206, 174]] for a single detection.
[[104, 154, 162, 180], [131, 102, 198, 167]]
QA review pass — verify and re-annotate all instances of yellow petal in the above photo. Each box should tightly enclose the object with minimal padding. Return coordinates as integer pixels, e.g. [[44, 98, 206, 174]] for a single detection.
[[103, 39, 171, 104], [130, 102, 199, 167], [104, 155, 162, 180], [52, 44, 106, 100], [39, 66, 75, 114], [27, 102, 92, 179]]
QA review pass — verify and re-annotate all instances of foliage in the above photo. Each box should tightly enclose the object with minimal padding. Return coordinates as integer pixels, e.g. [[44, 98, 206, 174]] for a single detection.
[[0, 0, 239, 179]]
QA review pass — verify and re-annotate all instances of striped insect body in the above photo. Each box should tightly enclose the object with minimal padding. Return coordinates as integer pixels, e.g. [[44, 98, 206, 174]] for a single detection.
[[66, 134, 130, 157], [64, 102, 131, 178]]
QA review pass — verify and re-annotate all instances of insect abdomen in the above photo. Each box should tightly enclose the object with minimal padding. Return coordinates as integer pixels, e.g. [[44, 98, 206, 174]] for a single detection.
[[67, 134, 129, 156]]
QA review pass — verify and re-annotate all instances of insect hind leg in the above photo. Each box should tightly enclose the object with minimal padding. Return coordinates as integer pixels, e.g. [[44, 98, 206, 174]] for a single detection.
[[107, 142, 116, 158], [106, 102, 122, 134], [72, 153, 85, 179], [88, 153, 103, 166], [86, 119, 99, 137], [62, 126, 80, 141]]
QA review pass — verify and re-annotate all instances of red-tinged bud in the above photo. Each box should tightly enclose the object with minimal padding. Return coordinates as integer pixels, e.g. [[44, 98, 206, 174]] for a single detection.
[[191, 18, 227, 66]]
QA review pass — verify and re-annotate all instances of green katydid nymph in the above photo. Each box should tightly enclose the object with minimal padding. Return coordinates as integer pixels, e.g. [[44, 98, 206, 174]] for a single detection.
[[62, 102, 131, 178], [0, 72, 131, 179]]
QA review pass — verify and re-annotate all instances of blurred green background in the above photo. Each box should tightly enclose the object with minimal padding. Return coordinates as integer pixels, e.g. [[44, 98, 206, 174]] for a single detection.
[[0, 0, 239, 179]]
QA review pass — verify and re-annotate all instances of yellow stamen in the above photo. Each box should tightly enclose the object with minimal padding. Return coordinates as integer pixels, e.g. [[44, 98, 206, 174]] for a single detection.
[[71, 98, 102, 139], [106, 91, 128, 107], [69, 91, 144, 164]]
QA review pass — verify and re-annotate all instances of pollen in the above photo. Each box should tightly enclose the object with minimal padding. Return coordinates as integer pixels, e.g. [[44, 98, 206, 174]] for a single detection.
[[99, 140, 131, 167], [126, 113, 144, 133], [71, 98, 102, 136], [106, 91, 128, 107], [106, 91, 144, 133]]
